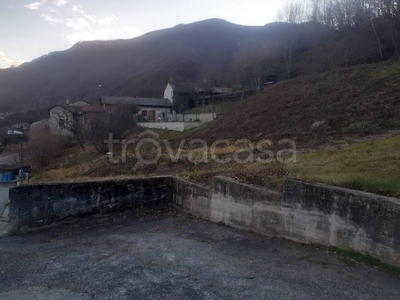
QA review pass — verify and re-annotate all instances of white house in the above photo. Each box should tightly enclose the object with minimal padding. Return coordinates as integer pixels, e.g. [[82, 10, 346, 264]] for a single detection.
[[163, 80, 232, 110], [164, 82, 174, 103]]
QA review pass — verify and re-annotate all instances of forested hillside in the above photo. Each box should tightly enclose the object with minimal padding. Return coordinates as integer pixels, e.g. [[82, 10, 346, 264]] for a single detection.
[[0, 0, 399, 111]]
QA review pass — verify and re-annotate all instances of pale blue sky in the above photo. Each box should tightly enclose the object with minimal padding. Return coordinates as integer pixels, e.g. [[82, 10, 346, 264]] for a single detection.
[[0, 0, 282, 68]]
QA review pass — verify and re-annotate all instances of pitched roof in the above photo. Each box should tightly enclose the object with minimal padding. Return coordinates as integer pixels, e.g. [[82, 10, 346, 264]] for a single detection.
[[48, 105, 84, 114], [101, 96, 172, 108], [68, 99, 90, 107], [81, 105, 112, 113], [169, 82, 199, 93]]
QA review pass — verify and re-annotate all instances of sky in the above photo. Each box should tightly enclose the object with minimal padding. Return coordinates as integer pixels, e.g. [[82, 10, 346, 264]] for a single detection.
[[0, 0, 282, 68]]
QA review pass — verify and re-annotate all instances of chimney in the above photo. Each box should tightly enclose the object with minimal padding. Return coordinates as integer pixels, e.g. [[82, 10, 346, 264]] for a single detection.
[[65, 96, 69, 105]]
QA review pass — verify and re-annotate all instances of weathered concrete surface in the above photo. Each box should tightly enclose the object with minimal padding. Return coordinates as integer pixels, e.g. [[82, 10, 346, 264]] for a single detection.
[[210, 176, 283, 236], [9, 177, 173, 228], [175, 176, 400, 268], [138, 121, 201, 132], [0, 210, 398, 300], [173, 177, 212, 217], [283, 179, 400, 269], [9, 176, 400, 268]]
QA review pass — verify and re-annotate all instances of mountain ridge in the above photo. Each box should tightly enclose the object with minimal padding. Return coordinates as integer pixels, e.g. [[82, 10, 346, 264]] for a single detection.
[[0, 19, 329, 110], [1, 14, 398, 113]]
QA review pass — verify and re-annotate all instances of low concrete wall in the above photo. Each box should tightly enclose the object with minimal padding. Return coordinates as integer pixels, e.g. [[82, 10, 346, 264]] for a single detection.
[[210, 177, 284, 235], [8, 175, 400, 267], [138, 122, 201, 132], [173, 177, 212, 217], [174, 176, 400, 268], [9, 177, 173, 228], [283, 179, 400, 267], [167, 113, 216, 123]]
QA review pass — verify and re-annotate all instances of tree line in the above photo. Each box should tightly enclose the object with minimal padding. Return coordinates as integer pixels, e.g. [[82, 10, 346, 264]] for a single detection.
[[226, 0, 400, 90], [277, 0, 399, 29]]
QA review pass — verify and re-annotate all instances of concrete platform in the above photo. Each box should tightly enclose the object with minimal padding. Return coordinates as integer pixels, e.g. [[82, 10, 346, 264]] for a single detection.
[[0, 209, 398, 299]]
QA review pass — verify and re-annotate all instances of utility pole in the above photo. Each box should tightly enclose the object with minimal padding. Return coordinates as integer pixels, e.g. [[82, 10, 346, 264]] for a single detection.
[[7, 130, 24, 185], [20, 135, 23, 185]]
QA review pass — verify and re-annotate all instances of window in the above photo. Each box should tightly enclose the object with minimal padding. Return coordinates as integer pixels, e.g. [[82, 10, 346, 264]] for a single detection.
[[59, 117, 65, 128]]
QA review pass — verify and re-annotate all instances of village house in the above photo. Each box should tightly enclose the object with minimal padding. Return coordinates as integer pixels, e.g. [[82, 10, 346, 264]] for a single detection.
[[164, 80, 232, 110], [30, 98, 93, 137], [100, 96, 172, 122], [30, 105, 84, 137], [29, 118, 50, 136]]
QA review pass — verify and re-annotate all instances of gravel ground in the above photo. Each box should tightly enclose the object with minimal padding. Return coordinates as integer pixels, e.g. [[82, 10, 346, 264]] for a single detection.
[[0, 208, 398, 300]]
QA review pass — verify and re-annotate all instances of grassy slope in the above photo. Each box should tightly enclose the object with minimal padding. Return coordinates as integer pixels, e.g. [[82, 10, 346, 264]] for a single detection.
[[31, 135, 400, 197], [289, 136, 400, 197], [195, 61, 400, 147], [30, 62, 400, 197]]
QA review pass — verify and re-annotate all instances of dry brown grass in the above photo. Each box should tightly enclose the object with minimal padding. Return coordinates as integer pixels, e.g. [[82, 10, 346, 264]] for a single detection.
[[28, 133, 64, 167]]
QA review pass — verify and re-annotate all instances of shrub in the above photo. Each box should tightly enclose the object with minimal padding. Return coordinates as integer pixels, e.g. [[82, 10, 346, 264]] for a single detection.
[[28, 133, 63, 167]]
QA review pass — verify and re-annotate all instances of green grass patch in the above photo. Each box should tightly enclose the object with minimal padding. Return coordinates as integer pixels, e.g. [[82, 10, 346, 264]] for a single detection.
[[370, 61, 400, 80], [341, 177, 400, 197], [289, 136, 400, 197]]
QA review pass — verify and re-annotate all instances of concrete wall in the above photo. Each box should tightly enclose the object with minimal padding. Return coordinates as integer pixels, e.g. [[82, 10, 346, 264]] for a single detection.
[[283, 179, 400, 267], [9, 177, 173, 228], [138, 122, 201, 132], [173, 177, 212, 217], [8, 175, 400, 267], [166, 113, 216, 123], [174, 176, 400, 268]]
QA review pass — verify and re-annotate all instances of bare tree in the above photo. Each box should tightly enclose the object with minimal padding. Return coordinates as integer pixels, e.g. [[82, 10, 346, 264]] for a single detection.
[[387, 15, 400, 60], [281, 25, 302, 79], [277, 0, 310, 23], [371, 17, 384, 61], [49, 106, 86, 150], [310, 0, 321, 21], [28, 132, 63, 167], [87, 103, 138, 153]]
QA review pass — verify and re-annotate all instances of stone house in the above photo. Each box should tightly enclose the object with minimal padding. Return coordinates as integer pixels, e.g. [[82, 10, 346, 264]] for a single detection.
[[30, 104, 86, 138]]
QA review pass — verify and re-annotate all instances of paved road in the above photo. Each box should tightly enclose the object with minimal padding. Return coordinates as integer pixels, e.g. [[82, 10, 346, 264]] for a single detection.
[[0, 210, 398, 299]]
